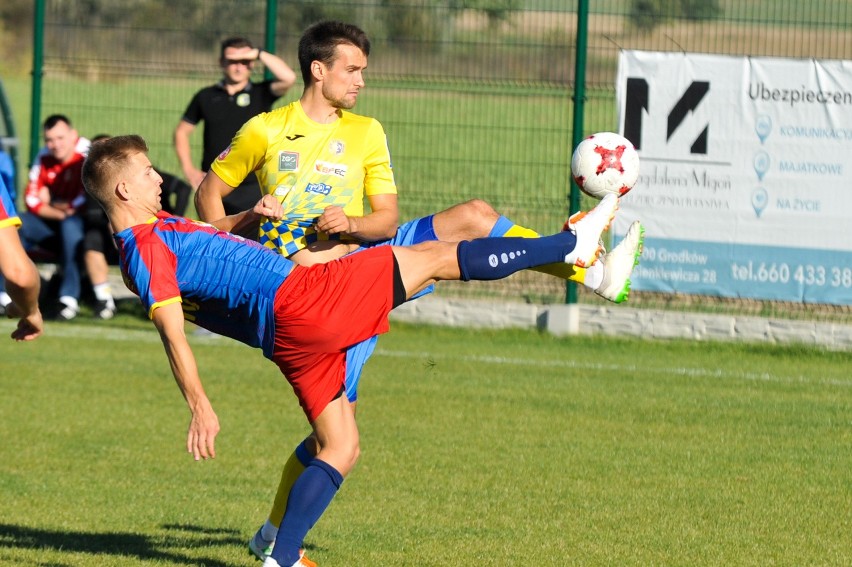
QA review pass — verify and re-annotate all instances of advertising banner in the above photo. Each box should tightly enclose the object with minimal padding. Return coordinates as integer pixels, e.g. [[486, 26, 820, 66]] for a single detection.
[[615, 51, 852, 304]]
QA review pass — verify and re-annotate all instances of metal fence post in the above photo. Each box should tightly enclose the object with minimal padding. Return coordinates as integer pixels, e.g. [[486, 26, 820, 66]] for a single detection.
[[264, 0, 278, 82], [29, 0, 46, 167], [566, 0, 589, 305]]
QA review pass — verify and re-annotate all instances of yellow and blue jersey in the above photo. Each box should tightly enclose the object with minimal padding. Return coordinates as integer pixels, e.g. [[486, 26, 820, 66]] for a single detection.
[[211, 101, 397, 257]]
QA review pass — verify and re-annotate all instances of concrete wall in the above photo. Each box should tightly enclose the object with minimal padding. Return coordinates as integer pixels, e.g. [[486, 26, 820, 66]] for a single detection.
[[390, 296, 852, 350]]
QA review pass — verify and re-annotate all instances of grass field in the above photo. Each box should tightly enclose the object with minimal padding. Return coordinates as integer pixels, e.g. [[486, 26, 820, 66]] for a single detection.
[[1, 315, 850, 566]]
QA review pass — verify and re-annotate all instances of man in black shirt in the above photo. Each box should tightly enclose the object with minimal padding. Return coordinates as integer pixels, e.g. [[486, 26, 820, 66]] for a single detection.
[[174, 36, 296, 218]]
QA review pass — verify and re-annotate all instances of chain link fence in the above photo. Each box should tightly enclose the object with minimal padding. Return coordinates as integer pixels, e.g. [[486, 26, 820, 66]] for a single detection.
[[21, 0, 852, 317]]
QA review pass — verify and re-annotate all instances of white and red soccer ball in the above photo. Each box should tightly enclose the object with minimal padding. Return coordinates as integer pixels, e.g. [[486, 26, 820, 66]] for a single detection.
[[571, 132, 640, 199]]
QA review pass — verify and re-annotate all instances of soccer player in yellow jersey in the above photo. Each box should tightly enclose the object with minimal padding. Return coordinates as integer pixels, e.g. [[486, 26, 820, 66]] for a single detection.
[[196, 24, 398, 260], [196, 20, 644, 563], [204, 80, 397, 257]]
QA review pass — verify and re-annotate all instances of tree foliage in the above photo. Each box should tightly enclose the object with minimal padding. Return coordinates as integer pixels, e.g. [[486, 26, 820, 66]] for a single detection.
[[449, 0, 521, 28], [0, 0, 526, 62], [630, 0, 722, 32]]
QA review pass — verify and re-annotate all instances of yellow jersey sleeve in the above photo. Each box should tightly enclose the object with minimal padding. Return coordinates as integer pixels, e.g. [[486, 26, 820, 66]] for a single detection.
[[210, 114, 269, 188], [362, 119, 396, 198]]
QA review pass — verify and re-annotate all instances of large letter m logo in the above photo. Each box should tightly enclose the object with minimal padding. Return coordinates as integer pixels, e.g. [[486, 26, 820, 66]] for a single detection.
[[623, 78, 710, 155]]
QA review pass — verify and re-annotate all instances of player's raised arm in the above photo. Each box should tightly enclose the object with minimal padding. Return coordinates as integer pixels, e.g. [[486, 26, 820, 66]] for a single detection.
[[252, 47, 297, 97], [151, 302, 220, 461]]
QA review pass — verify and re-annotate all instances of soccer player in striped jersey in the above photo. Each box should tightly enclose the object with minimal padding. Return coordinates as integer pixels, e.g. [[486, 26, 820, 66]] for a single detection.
[[83, 134, 621, 567]]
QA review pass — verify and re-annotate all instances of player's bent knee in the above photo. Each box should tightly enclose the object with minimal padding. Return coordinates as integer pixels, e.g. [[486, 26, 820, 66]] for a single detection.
[[464, 198, 497, 215], [458, 199, 499, 236]]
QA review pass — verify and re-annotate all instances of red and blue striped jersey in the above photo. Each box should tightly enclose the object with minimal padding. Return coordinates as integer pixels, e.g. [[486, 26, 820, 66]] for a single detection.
[[0, 176, 21, 229], [115, 212, 295, 357]]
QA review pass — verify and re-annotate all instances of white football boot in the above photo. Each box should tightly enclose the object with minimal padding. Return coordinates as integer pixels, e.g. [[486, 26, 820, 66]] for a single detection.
[[563, 193, 619, 268]]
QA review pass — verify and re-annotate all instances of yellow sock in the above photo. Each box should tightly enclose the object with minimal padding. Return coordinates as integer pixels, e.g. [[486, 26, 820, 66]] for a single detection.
[[268, 449, 308, 527], [501, 224, 587, 284]]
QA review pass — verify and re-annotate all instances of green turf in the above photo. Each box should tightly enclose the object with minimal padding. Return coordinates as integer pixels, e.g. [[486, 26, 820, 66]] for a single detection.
[[1, 316, 850, 566]]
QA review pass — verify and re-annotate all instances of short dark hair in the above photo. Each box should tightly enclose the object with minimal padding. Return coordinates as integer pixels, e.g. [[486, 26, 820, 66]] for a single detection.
[[82, 135, 148, 212], [43, 114, 72, 130], [298, 21, 371, 86], [220, 36, 254, 59]]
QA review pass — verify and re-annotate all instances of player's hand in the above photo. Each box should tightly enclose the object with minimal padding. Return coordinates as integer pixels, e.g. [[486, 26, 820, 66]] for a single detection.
[[316, 205, 352, 235], [253, 194, 283, 220], [186, 398, 220, 461], [10, 311, 44, 341]]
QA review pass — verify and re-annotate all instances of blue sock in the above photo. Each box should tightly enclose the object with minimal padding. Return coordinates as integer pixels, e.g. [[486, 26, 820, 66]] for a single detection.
[[294, 439, 314, 467], [457, 232, 577, 281], [272, 459, 343, 566]]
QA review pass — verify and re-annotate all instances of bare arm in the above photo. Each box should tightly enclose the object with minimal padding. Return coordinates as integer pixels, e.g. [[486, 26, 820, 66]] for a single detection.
[[151, 302, 219, 461], [254, 48, 298, 97], [206, 193, 283, 235], [195, 170, 233, 224], [34, 186, 73, 220], [174, 120, 206, 189], [0, 226, 43, 341], [315, 192, 399, 242], [35, 203, 72, 221]]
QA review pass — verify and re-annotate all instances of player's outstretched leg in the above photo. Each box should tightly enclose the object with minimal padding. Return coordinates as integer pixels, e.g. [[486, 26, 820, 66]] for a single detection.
[[586, 220, 644, 303], [435, 194, 616, 270], [395, 194, 619, 296], [460, 197, 640, 303]]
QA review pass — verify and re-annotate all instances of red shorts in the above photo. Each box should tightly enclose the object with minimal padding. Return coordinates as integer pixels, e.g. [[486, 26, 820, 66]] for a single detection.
[[271, 246, 395, 421]]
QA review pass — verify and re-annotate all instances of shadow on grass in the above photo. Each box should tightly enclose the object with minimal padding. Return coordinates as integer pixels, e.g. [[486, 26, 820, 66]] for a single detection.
[[0, 522, 242, 566]]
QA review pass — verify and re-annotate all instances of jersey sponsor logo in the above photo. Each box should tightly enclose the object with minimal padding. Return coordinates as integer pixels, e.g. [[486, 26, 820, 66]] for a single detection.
[[285, 134, 304, 141], [236, 93, 251, 107], [305, 182, 332, 195], [313, 160, 348, 178], [278, 151, 299, 171], [329, 140, 345, 155], [217, 145, 232, 161]]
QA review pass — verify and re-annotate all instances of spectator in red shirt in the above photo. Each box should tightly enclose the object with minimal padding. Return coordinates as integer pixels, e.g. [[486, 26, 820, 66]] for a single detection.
[[18, 114, 89, 320]]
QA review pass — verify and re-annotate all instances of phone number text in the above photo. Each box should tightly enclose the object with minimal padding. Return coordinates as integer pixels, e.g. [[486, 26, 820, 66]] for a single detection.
[[730, 262, 852, 287]]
